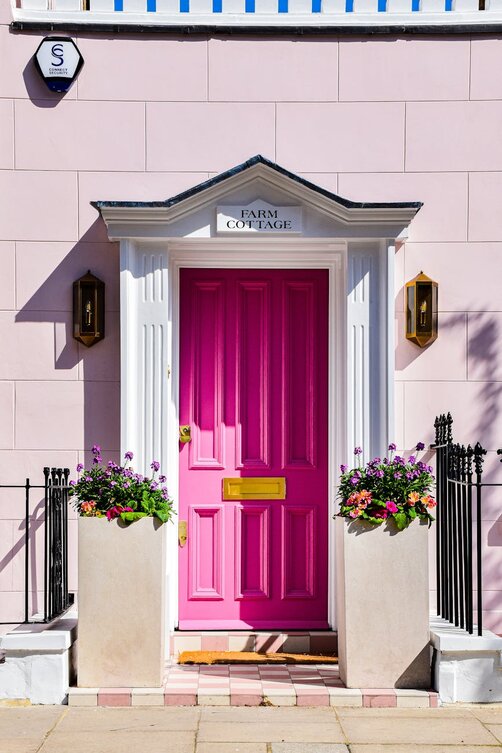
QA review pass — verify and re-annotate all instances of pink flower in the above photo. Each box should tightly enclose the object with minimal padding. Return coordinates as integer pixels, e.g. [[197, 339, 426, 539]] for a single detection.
[[386, 500, 398, 513], [374, 510, 388, 519]]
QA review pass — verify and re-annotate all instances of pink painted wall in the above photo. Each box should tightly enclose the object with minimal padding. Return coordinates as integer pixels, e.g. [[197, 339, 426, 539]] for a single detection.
[[1, 5, 502, 629]]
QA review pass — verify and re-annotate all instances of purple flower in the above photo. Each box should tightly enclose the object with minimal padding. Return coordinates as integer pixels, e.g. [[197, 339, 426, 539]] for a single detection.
[[124, 451, 134, 461], [394, 472, 402, 479], [92, 444, 101, 455], [151, 460, 160, 472], [427, 465, 434, 473], [394, 456, 405, 465], [76, 463, 84, 473], [350, 476, 359, 485], [159, 475, 166, 483], [124, 481, 130, 489], [107, 460, 116, 469], [375, 469, 384, 478], [383, 458, 389, 465], [371, 457, 381, 465], [85, 475, 92, 482], [388, 443, 397, 452], [416, 441, 425, 451], [406, 471, 414, 480], [93, 456, 102, 465], [134, 474, 144, 483], [340, 464, 348, 473], [69, 480, 76, 486], [150, 481, 159, 490], [354, 447, 362, 456], [408, 455, 416, 464], [110, 481, 117, 487], [162, 488, 170, 499]]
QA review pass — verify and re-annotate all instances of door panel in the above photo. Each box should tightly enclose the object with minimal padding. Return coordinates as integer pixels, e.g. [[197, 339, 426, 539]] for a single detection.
[[179, 268, 328, 629]]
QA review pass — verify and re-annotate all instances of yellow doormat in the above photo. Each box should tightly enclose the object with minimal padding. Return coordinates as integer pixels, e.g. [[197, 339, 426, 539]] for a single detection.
[[178, 651, 338, 665]]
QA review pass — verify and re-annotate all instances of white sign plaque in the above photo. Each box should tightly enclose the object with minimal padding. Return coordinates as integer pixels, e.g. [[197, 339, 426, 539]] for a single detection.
[[217, 200, 302, 234]]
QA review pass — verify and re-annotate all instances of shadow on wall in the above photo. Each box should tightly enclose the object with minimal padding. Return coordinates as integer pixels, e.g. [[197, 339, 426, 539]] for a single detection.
[[1, 218, 120, 622]]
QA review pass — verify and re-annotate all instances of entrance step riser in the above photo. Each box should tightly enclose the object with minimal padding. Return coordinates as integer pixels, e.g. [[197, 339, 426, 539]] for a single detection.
[[170, 632, 338, 658]]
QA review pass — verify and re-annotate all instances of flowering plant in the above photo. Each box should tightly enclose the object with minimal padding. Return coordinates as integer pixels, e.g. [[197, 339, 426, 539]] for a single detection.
[[69, 445, 174, 525], [337, 443, 435, 530]]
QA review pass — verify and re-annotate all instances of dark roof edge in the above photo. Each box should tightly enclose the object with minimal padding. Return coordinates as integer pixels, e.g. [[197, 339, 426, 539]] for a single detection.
[[91, 155, 423, 213], [10, 20, 502, 36]]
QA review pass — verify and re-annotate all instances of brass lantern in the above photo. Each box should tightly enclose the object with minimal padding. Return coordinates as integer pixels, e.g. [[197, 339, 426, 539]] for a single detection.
[[405, 271, 438, 347], [73, 271, 105, 347]]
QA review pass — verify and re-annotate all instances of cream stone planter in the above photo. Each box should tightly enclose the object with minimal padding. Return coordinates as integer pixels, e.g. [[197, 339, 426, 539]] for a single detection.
[[77, 516, 166, 688], [335, 516, 431, 689]]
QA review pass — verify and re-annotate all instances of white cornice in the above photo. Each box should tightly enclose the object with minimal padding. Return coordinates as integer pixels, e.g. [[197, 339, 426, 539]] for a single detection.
[[97, 163, 420, 240]]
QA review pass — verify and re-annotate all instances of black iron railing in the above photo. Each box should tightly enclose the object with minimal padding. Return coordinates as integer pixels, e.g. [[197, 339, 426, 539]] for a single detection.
[[0, 468, 73, 624], [434, 414, 502, 636]]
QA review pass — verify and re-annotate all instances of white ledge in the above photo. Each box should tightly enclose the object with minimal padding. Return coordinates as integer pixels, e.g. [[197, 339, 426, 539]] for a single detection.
[[430, 616, 502, 654], [0, 618, 77, 652], [12, 8, 502, 28]]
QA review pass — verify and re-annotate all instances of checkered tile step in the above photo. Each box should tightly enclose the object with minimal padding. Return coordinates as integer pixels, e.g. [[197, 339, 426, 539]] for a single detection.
[[69, 663, 439, 708], [169, 631, 338, 657]]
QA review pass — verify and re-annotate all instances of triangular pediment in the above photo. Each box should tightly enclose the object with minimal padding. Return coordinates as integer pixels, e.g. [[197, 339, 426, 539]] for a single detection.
[[94, 155, 422, 241]]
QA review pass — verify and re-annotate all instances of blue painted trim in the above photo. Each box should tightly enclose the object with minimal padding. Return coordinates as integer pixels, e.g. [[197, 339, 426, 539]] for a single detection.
[[445, 0, 453, 9], [213, 0, 222, 11], [312, 0, 321, 11], [412, 0, 419, 10], [378, 0, 386, 10], [346, 0, 353, 11], [147, 0, 156, 10], [278, 0, 288, 12], [180, 0, 189, 11], [245, 0, 255, 11], [114, 0, 123, 10]]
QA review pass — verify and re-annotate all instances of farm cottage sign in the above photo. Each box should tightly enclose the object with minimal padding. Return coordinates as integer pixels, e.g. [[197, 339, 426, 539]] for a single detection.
[[217, 201, 302, 234]]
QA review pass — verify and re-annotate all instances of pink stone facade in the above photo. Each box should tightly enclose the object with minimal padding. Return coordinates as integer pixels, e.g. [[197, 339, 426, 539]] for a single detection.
[[1, 6, 502, 630]]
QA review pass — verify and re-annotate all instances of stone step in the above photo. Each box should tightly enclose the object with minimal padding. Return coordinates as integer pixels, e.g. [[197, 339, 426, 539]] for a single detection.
[[69, 664, 439, 708], [170, 631, 338, 658]]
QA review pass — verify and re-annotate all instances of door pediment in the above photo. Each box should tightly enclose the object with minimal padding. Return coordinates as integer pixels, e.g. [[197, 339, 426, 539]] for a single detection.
[[93, 154, 422, 242]]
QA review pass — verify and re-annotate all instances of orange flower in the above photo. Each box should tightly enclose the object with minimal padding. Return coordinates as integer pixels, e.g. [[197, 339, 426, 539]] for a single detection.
[[407, 492, 420, 506], [81, 500, 97, 515], [421, 495, 436, 509]]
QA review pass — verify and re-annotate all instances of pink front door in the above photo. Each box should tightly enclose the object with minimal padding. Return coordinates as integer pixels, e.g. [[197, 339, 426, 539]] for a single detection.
[[178, 268, 329, 629]]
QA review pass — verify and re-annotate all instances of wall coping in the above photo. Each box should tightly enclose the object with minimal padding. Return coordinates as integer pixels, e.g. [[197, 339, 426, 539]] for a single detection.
[[0, 617, 77, 653], [430, 615, 502, 654]]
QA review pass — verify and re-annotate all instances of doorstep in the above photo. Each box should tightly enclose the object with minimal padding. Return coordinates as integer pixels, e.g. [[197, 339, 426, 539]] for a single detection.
[[69, 663, 439, 708], [169, 630, 338, 657]]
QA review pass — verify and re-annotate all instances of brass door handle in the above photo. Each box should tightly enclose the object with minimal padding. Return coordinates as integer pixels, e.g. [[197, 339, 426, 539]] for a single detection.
[[179, 521, 188, 547], [179, 425, 191, 443]]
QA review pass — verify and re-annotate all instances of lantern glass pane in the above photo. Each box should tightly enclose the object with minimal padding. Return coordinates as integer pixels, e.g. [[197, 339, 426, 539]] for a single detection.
[[416, 282, 433, 336], [406, 285, 416, 335], [80, 282, 96, 335]]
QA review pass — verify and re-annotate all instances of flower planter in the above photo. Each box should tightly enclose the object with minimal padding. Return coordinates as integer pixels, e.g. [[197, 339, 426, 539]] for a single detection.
[[335, 516, 431, 689], [77, 516, 166, 688]]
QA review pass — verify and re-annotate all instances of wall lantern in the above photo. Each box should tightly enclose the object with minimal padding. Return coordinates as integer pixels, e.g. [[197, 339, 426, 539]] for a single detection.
[[405, 271, 438, 348], [73, 271, 105, 347]]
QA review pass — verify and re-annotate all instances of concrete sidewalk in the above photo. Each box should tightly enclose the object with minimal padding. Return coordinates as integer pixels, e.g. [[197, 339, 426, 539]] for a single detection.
[[2, 704, 502, 752]]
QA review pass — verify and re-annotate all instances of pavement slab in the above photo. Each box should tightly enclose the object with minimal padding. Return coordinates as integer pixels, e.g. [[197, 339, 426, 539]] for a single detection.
[[38, 731, 196, 753], [349, 747, 502, 753], [55, 705, 201, 732], [337, 714, 499, 746], [196, 744, 268, 753], [270, 745, 349, 752], [197, 720, 346, 743], [0, 707, 65, 739]]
